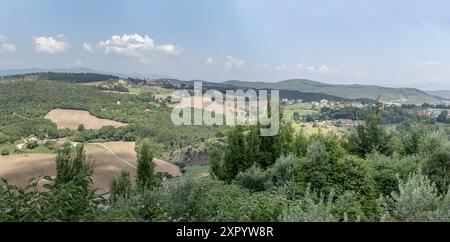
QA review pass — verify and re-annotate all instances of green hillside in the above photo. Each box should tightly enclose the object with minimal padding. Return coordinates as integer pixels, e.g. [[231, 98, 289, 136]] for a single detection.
[[426, 90, 450, 100], [225, 79, 439, 104], [0, 72, 119, 84]]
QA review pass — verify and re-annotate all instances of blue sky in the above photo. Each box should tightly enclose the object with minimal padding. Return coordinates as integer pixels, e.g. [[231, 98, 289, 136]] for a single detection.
[[1, 0, 450, 89]]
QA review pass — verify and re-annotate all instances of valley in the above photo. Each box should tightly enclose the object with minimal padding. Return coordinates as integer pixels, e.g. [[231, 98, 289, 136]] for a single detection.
[[1, 72, 450, 222]]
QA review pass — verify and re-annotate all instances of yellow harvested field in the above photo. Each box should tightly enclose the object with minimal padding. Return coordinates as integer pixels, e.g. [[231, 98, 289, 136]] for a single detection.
[[45, 108, 128, 130], [0, 142, 182, 193]]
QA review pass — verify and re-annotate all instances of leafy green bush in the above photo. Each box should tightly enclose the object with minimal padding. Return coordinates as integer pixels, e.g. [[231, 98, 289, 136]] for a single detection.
[[236, 165, 268, 192], [280, 188, 337, 222], [1, 148, 9, 156], [265, 155, 297, 188], [0, 132, 9, 144], [110, 170, 133, 203], [418, 128, 449, 157], [423, 148, 450, 193], [378, 173, 449, 222], [193, 179, 287, 222]]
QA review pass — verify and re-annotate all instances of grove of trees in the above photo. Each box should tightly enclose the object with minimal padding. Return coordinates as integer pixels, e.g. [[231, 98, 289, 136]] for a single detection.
[[0, 80, 222, 148], [2, 100, 449, 221], [1, 78, 449, 222]]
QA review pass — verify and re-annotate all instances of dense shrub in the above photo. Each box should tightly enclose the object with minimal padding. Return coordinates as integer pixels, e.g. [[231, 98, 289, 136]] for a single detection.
[[236, 165, 268, 192], [1, 148, 9, 156], [423, 148, 450, 194], [110, 170, 133, 203], [379, 173, 450, 222]]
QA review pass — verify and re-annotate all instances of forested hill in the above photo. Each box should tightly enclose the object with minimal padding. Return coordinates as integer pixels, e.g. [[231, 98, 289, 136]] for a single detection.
[[0, 72, 119, 83], [0, 72, 438, 104], [427, 90, 450, 100], [225, 79, 440, 104], [152, 78, 357, 102]]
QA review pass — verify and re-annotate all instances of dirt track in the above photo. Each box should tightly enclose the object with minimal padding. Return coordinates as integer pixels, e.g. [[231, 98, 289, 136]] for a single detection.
[[45, 109, 128, 130], [0, 142, 182, 193]]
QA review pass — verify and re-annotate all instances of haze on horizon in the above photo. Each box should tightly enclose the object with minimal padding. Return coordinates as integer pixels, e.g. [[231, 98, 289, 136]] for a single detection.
[[1, 0, 450, 90]]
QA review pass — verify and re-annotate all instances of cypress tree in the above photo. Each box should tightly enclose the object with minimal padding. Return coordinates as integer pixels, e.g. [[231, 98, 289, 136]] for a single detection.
[[136, 140, 160, 190]]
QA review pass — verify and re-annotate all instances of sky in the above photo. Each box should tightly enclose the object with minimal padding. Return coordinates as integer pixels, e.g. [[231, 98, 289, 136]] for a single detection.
[[1, 0, 450, 89]]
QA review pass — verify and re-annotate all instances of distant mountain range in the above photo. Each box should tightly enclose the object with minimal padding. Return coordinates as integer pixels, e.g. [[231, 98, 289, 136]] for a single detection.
[[224, 79, 440, 104], [0, 68, 169, 80], [0, 68, 445, 104], [165, 79, 357, 103]]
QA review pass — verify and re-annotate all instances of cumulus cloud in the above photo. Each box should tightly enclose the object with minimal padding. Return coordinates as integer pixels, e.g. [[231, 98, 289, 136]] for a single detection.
[[98, 34, 153, 57], [0, 36, 16, 52], [205, 57, 216, 64], [156, 44, 182, 55], [224, 55, 245, 69], [82, 43, 94, 53], [98, 34, 181, 59], [34, 35, 69, 54], [254, 63, 272, 71]]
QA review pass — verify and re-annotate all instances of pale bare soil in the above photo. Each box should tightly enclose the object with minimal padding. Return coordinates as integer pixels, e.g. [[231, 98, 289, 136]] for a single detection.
[[0, 141, 182, 193], [0, 153, 56, 188], [45, 108, 128, 130]]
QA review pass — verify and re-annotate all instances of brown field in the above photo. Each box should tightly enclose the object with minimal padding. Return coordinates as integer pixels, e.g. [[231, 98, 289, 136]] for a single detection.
[[0, 153, 56, 188], [45, 108, 128, 130], [0, 141, 182, 193]]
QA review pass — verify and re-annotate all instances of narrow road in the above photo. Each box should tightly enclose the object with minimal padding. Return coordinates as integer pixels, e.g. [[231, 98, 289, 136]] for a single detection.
[[92, 143, 137, 169]]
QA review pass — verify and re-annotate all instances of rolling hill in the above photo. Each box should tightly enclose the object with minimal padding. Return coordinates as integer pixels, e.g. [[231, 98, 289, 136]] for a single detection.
[[224, 79, 439, 104], [426, 90, 450, 100], [0, 71, 441, 104], [153, 78, 355, 102]]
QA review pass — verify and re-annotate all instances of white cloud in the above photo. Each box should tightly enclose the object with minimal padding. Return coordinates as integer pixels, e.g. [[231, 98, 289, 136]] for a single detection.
[[205, 57, 216, 64], [98, 34, 181, 59], [0, 36, 16, 52], [274, 64, 307, 71], [34, 35, 69, 54], [318, 65, 340, 74], [306, 66, 315, 72], [156, 44, 182, 55], [82, 43, 94, 53], [418, 61, 439, 66], [98, 34, 153, 57], [254, 63, 272, 71], [224, 55, 245, 69]]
